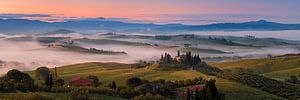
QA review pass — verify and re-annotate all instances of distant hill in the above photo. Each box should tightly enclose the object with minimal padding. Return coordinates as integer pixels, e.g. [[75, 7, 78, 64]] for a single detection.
[[159, 20, 300, 31], [1, 19, 300, 33], [43, 29, 76, 35]]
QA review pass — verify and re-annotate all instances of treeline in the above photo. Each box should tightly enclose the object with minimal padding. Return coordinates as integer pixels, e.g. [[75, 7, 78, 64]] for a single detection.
[[159, 51, 222, 75], [160, 51, 202, 66], [0, 68, 221, 99], [181, 51, 202, 66], [0, 69, 36, 92], [109, 77, 208, 99], [216, 72, 300, 99]]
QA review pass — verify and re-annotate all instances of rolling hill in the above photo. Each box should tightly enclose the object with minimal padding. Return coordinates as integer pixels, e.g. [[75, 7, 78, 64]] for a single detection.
[[211, 54, 300, 80], [1, 18, 300, 33], [27, 62, 284, 100]]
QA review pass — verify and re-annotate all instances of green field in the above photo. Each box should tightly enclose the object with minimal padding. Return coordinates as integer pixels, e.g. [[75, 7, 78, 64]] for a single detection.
[[215, 78, 284, 100], [0, 92, 127, 100], [26, 62, 285, 100], [211, 55, 300, 80], [41, 62, 206, 86]]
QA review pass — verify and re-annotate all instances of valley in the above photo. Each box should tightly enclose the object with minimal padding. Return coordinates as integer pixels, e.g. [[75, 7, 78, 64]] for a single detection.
[[0, 30, 300, 100]]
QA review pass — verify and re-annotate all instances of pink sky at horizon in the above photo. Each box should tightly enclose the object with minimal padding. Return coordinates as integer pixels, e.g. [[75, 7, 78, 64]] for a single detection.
[[0, 0, 299, 24]]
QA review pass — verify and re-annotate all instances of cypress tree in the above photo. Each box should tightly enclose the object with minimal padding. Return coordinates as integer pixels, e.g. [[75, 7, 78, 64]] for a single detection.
[[193, 55, 197, 65], [186, 88, 191, 100], [111, 81, 117, 90], [195, 89, 200, 100], [45, 72, 53, 89], [54, 67, 58, 79], [161, 54, 164, 63]]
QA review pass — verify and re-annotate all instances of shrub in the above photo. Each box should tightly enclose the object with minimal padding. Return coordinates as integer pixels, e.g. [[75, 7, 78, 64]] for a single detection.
[[35, 67, 50, 80], [0, 93, 52, 100], [86, 87, 116, 96], [117, 86, 138, 98], [1, 69, 36, 92], [69, 88, 89, 100], [108, 81, 117, 90], [285, 75, 299, 84], [126, 77, 142, 87], [87, 75, 100, 87], [133, 93, 167, 100], [54, 78, 65, 87]]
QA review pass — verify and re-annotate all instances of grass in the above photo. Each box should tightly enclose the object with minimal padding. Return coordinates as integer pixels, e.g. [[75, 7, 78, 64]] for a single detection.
[[215, 78, 284, 100], [210, 55, 300, 80], [45, 62, 206, 86], [27, 62, 285, 100], [263, 67, 300, 81], [0, 92, 127, 100]]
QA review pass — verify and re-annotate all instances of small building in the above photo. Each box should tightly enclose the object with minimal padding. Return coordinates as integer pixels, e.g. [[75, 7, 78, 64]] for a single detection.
[[69, 77, 93, 87], [184, 44, 192, 48], [188, 85, 205, 92], [182, 85, 206, 100], [175, 55, 185, 62]]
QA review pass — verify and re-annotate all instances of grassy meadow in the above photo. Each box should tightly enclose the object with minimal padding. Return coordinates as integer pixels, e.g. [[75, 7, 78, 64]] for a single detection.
[[211, 55, 300, 80], [24, 62, 286, 100]]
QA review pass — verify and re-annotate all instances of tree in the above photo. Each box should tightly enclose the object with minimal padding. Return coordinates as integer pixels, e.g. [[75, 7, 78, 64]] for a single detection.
[[126, 77, 142, 87], [117, 86, 138, 98], [87, 75, 100, 87], [5, 69, 35, 92], [206, 80, 218, 98], [54, 79, 64, 87], [186, 88, 191, 100], [111, 81, 117, 90], [286, 75, 298, 84], [195, 89, 200, 100], [45, 72, 53, 89], [54, 67, 58, 79], [7, 69, 26, 81], [160, 54, 163, 63], [35, 67, 50, 80]]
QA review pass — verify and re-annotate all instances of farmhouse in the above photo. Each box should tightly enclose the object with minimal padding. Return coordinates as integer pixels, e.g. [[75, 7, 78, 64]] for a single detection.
[[69, 77, 93, 87]]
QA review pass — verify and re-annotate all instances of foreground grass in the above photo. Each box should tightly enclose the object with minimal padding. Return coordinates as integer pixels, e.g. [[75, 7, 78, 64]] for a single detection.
[[0, 92, 127, 100]]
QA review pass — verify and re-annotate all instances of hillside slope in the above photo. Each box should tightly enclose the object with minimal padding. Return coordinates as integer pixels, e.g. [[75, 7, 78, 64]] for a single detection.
[[29, 62, 284, 100], [211, 54, 300, 80]]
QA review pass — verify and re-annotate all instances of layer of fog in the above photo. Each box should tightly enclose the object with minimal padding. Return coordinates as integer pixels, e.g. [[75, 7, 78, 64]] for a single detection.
[[1, 32, 300, 74], [190, 30, 300, 41], [0, 39, 176, 74]]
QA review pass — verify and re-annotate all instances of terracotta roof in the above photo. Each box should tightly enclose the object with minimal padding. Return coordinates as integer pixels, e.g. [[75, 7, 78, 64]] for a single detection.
[[69, 77, 92, 86], [188, 85, 205, 91]]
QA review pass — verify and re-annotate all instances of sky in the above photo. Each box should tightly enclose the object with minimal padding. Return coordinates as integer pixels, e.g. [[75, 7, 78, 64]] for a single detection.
[[0, 0, 300, 24]]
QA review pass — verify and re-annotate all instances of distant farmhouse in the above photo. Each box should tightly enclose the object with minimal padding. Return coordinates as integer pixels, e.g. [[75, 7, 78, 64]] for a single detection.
[[68, 77, 93, 87], [47, 39, 74, 47]]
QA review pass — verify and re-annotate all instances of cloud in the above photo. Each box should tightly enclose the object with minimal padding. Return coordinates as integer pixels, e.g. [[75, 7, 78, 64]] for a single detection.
[[153, 13, 271, 24], [1, 13, 299, 25], [0, 13, 82, 22], [105, 18, 158, 24], [0, 14, 51, 19]]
